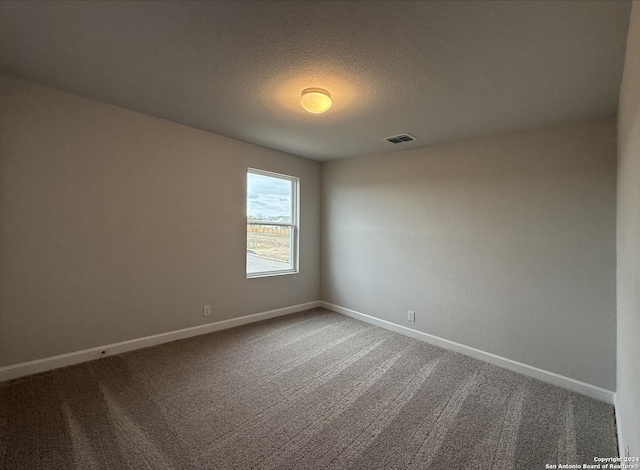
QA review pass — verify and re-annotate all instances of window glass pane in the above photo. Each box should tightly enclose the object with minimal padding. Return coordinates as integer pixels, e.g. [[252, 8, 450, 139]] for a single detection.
[[246, 224, 291, 274], [247, 173, 292, 223]]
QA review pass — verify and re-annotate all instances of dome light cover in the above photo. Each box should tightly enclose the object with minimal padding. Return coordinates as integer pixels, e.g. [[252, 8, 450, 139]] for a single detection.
[[300, 88, 332, 114]]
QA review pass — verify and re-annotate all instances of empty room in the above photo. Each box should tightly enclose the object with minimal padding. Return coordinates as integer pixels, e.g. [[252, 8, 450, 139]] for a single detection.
[[1, 1, 639, 469]]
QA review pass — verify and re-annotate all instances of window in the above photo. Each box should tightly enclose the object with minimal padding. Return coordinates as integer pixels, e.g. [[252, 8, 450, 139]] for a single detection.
[[246, 168, 299, 277]]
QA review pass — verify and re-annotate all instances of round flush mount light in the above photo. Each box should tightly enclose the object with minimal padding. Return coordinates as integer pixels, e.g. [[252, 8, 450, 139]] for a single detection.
[[300, 88, 332, 114]]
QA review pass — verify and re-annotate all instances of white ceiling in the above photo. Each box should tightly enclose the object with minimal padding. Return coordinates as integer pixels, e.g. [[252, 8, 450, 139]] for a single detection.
[[0, 1, 631, 161]]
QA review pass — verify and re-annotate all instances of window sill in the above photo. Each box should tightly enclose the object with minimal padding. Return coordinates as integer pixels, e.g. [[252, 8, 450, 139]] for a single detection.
[[247, 269, 299, 279]]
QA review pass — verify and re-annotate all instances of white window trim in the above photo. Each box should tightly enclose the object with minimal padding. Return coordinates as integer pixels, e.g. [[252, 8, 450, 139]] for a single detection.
[[246, 168, 299, 278]]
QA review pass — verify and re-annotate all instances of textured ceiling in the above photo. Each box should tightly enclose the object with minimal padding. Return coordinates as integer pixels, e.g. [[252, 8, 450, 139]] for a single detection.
[[0, 1, 632, 160]]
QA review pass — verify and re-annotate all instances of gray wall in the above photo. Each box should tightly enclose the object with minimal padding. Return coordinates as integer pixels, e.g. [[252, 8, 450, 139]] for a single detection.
[[321, 117, 617, 390], [0, 73, 621, 397], [0, 75, 321, 367], [617, 0, 640, 456]]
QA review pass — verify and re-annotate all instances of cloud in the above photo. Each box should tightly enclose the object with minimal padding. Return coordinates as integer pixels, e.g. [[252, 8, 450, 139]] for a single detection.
[[247, 173, 292, 219]]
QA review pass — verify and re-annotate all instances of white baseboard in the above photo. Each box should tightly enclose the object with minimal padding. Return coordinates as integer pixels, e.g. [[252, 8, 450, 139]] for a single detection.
[[0, 301, 321, 382], [320, 301, 615, 404], [615, 393, 626, 457], [2, 299, 616, 407]]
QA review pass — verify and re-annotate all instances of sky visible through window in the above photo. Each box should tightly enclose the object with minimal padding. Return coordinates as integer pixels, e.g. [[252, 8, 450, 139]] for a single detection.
[[247, 173, 292, 223]]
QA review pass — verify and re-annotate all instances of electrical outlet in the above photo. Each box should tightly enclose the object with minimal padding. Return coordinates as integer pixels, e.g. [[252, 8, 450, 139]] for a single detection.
[[203, 305, 211, 317], [407, 310, 415, 322]]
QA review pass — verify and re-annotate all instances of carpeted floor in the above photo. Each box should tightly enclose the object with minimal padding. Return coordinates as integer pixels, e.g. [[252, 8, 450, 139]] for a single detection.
[[0, 308, 618, 469]]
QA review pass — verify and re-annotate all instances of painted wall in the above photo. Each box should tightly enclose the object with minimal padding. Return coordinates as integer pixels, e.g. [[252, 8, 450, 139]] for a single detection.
[[617, 0, 640, 457], [321, 117, 617, 390], [0, 75, 321, 367]]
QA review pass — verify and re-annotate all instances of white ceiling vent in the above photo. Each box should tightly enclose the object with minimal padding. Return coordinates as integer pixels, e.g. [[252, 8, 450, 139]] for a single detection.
[[384, 133, 416, 144]]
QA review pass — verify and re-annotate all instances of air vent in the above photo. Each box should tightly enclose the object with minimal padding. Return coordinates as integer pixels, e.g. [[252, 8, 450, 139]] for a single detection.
[[384, 133, 416, 144]]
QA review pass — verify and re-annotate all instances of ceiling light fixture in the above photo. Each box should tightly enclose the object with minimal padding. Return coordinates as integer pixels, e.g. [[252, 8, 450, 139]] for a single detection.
[[300, 88, 332, 114]]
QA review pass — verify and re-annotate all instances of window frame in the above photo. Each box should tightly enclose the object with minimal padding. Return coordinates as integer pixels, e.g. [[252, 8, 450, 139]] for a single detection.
[[246, 168, 299, 278]]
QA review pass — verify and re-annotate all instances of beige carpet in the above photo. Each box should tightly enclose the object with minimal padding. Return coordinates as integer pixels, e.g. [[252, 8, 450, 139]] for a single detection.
[[0, 308, 618, 469]]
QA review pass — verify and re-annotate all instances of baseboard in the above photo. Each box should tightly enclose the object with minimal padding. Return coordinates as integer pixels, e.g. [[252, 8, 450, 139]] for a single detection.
[[2, 299, 616, 406], [320, 301, 615, 404], [615, 393, 626, 457], [0, 300, 321, 382]]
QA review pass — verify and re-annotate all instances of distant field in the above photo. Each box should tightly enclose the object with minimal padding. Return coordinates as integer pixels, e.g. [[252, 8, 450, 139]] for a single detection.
[[247, 228, 291, 263]]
